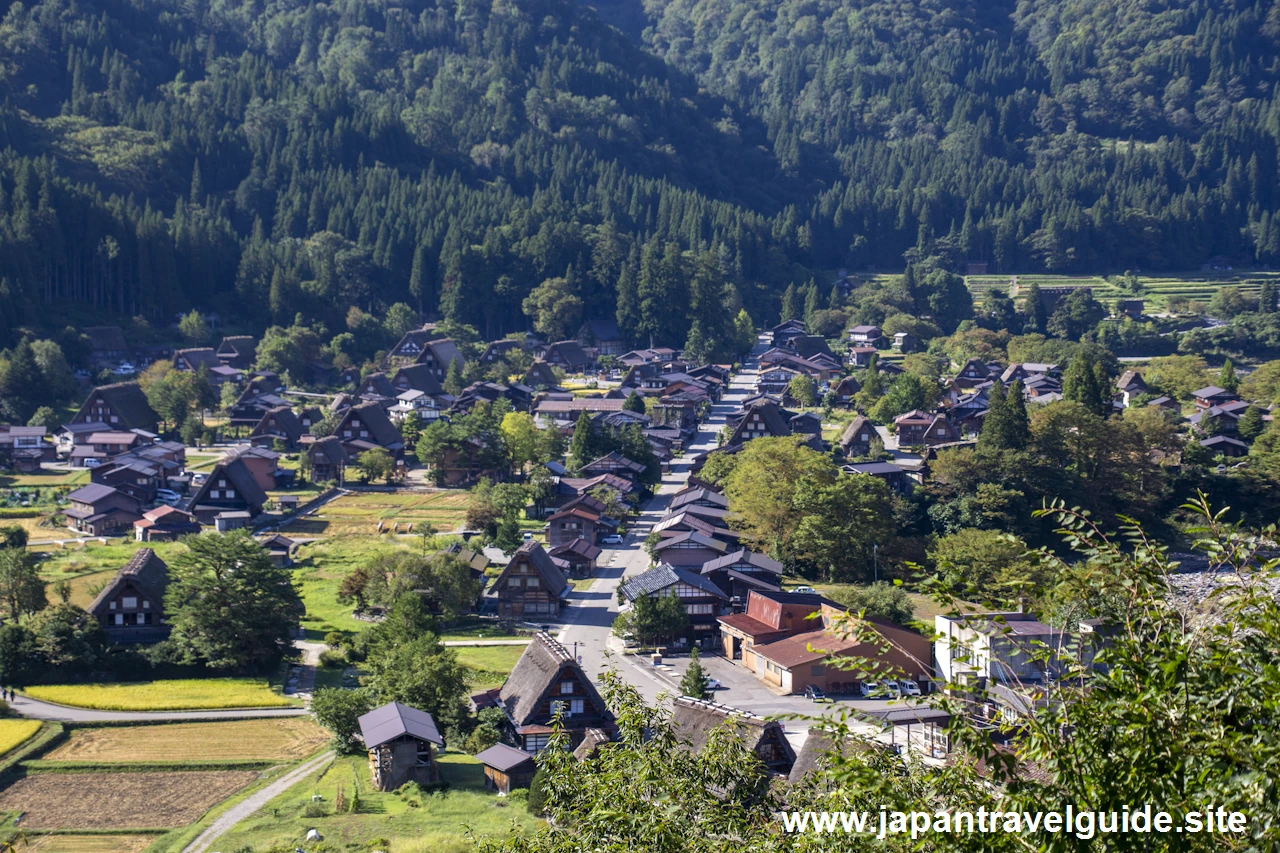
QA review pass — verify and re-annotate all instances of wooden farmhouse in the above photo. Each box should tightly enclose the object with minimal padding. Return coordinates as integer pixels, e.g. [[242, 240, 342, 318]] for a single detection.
[[474, 743, 538, 795], [489, 542, 572, 619], [497, 633, 614, 753], [358, 701, 444, 791], [87, 548, 171, 644]]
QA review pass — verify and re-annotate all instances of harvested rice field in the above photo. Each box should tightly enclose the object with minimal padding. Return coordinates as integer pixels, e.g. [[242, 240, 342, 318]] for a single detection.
[[0, 771, 259, 829], [45, 718, 328, 763], [281, 490, 471, 536]]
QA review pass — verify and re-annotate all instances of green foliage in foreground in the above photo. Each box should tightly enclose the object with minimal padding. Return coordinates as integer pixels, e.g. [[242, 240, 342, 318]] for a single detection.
[[481, 498, 1280, 852]]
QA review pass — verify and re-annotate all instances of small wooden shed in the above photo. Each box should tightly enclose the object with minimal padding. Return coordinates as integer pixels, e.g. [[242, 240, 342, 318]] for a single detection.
[[358, 701, 444, 791], [474, 742, 537, 795]]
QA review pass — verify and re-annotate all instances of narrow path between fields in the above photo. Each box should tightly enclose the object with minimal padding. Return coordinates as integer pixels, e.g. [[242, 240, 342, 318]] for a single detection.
[[183, 750, 335, 853], [9, 693, 308, 723]]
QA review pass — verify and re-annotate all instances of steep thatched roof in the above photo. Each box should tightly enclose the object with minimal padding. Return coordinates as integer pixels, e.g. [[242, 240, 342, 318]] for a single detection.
[[498, 633, 611, 728], [671, 697, 795, 774]]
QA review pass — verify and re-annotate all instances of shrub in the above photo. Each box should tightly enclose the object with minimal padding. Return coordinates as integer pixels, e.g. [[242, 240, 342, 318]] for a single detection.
[[464, 722, 501, 755], [318, 649, 346, 668], [527, 766, 548, 815], [323, 631, 346, 648], [303, 802, 327, 818]]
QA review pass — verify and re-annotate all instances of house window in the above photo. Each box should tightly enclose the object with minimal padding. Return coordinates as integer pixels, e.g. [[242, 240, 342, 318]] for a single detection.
[[142, 600, 150, 609], [226, 489, 236, 498], [686, 604, 713, 615], [570, 699, 584, 715], [219, 479, 227, 487], [810, 664, 825, 676], [115, 614, 124, 625], [525, 735, 550, 752], [122, 597, 137, 609], [560, 682, 575, 694], [210, 490, 220, 499], [527, 578, 539, 588], [109, 601, 116, 610]]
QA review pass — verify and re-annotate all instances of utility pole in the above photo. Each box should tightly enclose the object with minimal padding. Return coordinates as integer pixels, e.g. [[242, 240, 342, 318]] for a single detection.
[[873, 543, 878, 583]]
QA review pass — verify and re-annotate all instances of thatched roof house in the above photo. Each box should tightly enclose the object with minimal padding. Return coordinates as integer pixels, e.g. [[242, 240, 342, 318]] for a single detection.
[[497, 633, 613, 753], [671, 696, 795, 775]]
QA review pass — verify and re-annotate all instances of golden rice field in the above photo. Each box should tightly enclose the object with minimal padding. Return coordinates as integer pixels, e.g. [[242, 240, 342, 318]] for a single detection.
[[25, 834, 156, 852], [25, 679, 299, 711], [282, 490, 472, 536], [0, 719, 42, 756], [45, 718, 328, 763]]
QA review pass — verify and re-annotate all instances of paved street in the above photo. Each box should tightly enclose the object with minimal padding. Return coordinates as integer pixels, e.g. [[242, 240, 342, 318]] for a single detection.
[[557, 338, 895, 746]]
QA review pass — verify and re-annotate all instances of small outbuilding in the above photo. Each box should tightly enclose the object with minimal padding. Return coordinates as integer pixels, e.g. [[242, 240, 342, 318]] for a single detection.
[[474, 742, 538, 795], [358, 701, 444, 791]]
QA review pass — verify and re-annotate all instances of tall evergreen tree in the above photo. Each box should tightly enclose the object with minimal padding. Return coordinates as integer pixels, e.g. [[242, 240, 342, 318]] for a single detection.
[[802, 279, 819, 326], [1025, 283, 1048, 334], [1005, 380, 1031, 449], [615, 244, 641, 343], [977, 380, 1010, 453], [1219, 359, 1239, 394], [679, 646, 711, 700], [779, 284, 799, 323], [1063, 351, 1108, 416], [568, 411, 596, 471]]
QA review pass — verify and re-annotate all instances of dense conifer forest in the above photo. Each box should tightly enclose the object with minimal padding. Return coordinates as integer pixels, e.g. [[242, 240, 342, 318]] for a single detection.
[[0, 0, 1277, 343]]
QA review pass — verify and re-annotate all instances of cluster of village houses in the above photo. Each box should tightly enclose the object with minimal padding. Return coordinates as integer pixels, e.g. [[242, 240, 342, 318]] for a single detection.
[[0, 308, 1227, 794]]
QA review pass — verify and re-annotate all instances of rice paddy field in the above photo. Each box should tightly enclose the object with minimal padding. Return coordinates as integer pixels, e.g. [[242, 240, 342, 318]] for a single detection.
[[0, 770, 259, 829], [963, 271, 1280, 311], [0, 720, 42, 757], [24, 679, 299, 711], [45, 719, 328, 763], [206, 752, 537, 853], [281, 490, 472, 537]]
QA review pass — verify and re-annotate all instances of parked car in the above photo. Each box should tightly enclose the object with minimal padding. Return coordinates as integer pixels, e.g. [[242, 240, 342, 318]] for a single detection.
[[522, 531, 533, 540], [706, 678, 723, 690], [898, 680, 922, 696], [83, 458, 103, 468], [804, 684, 827, 701], [155, 489, 181, 506], [191, 472, 208, 485], [601, 533, 624, 545], [859, 681, 889, 699], [790, 585, 817, 594]]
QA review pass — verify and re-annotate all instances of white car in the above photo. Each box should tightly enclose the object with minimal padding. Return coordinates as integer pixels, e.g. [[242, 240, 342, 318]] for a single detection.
[[706, 678, 723, 690], [83, 458, 103, 468], [859, 681, 889, 699], [790, 585, 817, 595], [191, 472, 208, 485], [155, 489, 182, 506], [601, 534, 624, 545], [898, 680, 921, 696]]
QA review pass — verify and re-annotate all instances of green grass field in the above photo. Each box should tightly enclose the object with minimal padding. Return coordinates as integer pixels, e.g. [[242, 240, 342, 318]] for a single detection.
[[454, 644, 528, 690], [0, 469, 89, 489], [281, 490, 472, 537], [204, 752, 537, 853], [24, 679, 300, 711], [35, 540, 188, 608], [291, 535, 407, 634]]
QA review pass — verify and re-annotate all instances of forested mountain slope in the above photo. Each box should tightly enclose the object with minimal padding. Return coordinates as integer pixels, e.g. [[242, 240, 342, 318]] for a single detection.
[[0, 0, 1279, 342], [637, 0, 1280, 269], [0, 0, 803, 343]]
